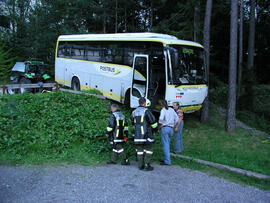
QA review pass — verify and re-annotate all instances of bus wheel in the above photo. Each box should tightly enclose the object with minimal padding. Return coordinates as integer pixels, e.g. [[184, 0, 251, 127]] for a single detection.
[[71, 77, 80, 91], [124, 90, 130, 107]]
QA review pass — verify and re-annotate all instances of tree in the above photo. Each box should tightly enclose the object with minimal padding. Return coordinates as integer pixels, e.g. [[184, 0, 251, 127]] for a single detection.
[[193, 2, 200, 42], [247, 0, 256, 71], [200, 0, 212, 123], [225, 0, 238, 132], [115, 0, 118, 33], [255, 0, 270, 83], [237, 0, 244, 98], [0, 40, 15, 79], [244, 0, 256, 110], [0, 15, 10, 28]]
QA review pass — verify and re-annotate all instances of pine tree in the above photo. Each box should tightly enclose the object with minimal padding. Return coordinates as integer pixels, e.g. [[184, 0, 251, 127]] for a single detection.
[[200, 0, 212, 123], [247, 0, 256, 71], [237, 0, 244, 98], [225, 0, 238, 132], [0, 41, 15, 80]]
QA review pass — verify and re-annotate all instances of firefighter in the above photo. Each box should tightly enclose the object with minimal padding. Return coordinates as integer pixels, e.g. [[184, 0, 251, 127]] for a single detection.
[[106, 104, 130, 165], [131, 97, 158, 171]]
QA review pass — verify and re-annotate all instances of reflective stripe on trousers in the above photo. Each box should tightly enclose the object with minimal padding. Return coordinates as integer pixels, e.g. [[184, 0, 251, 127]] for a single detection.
[[134, 139, 146, 142], [144, 150, 153, 155], [113, 148, 124, 153], [114, 139, 124, 143]]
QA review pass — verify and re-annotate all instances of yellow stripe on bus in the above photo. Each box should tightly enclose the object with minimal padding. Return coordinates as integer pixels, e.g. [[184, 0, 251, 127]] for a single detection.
[[55, 78, 122, 101], [55, 78, 71, 86], [181, 105, 202, 113]]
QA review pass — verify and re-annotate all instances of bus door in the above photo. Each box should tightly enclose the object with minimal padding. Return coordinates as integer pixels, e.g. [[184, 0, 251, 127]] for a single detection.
[[130, 55, 149, 108]]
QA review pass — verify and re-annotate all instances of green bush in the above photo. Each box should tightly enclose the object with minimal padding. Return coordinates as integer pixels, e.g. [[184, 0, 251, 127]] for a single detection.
[[0, 92, 130, 161], [253, 86, 270, 119], [209, 85, 228, 108]]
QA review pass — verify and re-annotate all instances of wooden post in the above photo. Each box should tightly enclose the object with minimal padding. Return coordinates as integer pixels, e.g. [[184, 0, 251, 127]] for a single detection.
[[3, 86, 6, 95]]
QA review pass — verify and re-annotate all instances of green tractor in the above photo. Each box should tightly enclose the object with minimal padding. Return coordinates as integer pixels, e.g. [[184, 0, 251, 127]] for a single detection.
[[8, 59, 53, 94]]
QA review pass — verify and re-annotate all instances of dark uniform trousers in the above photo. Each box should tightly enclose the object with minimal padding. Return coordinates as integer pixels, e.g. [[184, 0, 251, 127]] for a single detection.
[[136, 144, 153, 168], [107, 111, 129, 163], [131, 106, 158, 168], [111, 143, 127, 162]]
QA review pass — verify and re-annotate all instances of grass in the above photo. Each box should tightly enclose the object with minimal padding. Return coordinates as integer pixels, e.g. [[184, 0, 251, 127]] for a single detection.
[[237, 85, 270, 134], [209, 80, 270, 134], [150, 108, 270, 190], [179, 107, 270, 176], [171, 157, 270, 190], [0, 91, 269, 190], [237, 110, 270, 134]]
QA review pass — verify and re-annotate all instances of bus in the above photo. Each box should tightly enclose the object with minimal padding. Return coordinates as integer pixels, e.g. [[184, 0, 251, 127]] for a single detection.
[[55, 32, 208, 112]]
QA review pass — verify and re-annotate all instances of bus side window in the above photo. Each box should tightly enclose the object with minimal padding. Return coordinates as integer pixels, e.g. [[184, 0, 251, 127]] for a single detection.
[[86, 49, 101, 62], [71, 48, 84, 60], [85, 42, 103, 62], [57, 42, 68, 58], [63, 47, 71, 58]]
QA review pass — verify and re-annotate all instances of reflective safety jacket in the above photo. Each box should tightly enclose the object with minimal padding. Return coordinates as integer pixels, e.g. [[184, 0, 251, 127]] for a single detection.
[[106, 111, 128, 144], [130, 106, 158, 145]]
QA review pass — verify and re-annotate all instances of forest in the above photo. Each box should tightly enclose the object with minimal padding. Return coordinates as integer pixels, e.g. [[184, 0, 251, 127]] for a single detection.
[[0, 0, 269, 133]]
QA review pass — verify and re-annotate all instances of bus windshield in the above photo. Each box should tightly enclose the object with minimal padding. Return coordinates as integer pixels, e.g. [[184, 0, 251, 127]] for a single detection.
[[168, 45, 207, 85]]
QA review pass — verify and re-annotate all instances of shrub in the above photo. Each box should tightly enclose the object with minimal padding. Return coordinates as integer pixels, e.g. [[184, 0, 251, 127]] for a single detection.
[[0, 92, 118, 158]]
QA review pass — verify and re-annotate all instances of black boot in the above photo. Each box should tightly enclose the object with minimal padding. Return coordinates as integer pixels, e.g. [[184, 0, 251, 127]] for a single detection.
[[121, 159, 130, 165], [144, 164, 154, 171], [138, 165, 144, 170], [107, 161, 117, 164]]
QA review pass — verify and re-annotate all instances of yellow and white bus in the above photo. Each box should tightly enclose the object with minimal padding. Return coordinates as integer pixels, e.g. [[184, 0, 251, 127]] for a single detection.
[[55, 32, 208, 112]]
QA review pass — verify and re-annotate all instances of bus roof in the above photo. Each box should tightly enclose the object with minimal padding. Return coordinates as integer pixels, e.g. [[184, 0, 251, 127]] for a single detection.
[[57, 32, 203, 48]]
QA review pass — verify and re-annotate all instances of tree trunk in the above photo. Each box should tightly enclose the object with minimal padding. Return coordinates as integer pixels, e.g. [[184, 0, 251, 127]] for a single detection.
[[193, 3, 200, 42], [103, 10, 106, 33], [237, 0, 243, 98], [245, 0, 256, 110], [132, 9, 135, 31], [124, 6, 127, 32], [115, 0, 118, 33], [150, 0, 153, 29], [247, 0, 256, 70], [11, 0, 15, 34], [225, 0, 238, 133], [200, 0, 212, 123]]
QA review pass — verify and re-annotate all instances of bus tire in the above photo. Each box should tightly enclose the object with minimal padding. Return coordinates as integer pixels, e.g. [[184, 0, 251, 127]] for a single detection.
[[124, 90, 130, 107], [71, 77, 80, 91]]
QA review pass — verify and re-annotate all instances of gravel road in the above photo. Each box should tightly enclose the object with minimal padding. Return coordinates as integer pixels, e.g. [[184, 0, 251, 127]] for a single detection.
[[0, 162, 269, 203]]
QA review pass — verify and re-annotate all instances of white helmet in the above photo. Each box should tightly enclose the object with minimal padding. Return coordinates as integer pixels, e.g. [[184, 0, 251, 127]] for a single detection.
[[146, 99, 151, 107]]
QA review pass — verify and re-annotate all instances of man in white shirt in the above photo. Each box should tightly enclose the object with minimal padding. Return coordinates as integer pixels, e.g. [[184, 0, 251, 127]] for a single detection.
[[159, 100, 179, 165]]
